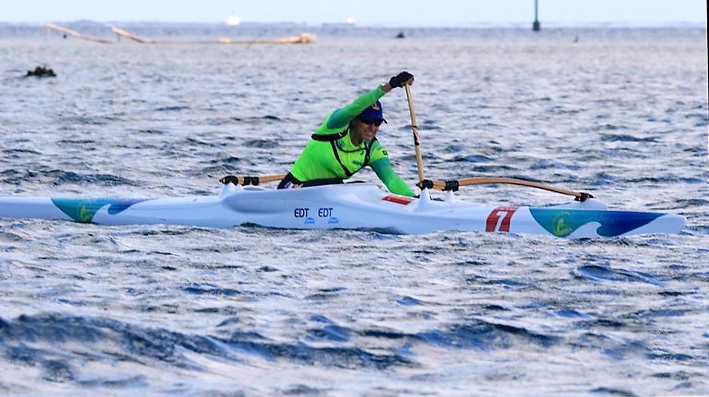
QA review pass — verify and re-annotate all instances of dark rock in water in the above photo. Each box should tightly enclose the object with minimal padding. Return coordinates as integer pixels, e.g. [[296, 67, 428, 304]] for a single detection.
[[25, 65, 56, 78], [396, 31, 405, 39]]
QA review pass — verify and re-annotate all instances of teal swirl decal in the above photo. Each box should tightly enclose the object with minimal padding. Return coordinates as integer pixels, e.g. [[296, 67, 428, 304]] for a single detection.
[[529, 209, 663, 237], [51, 198, 147, 223]]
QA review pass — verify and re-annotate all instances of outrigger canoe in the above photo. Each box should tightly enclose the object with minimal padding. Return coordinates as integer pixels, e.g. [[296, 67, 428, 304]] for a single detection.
[[0, 182, 685, 238]]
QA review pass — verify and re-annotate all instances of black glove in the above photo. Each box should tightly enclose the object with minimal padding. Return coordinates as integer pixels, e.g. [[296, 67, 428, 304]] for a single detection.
[[389, 71, 413, 88]]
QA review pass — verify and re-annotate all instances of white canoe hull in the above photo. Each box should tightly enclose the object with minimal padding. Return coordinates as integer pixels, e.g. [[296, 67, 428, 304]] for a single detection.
[[0, 183, 685, 238]]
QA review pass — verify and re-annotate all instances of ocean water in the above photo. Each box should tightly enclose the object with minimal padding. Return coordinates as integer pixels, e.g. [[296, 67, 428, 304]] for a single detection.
[[0, 22, 708, 396]]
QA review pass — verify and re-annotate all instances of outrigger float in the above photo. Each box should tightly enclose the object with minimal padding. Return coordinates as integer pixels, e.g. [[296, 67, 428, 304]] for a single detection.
[[0, 86, 685, 237]]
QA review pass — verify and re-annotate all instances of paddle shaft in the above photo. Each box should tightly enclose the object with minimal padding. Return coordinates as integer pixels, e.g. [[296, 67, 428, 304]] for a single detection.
[[404, 84, 426, 183]]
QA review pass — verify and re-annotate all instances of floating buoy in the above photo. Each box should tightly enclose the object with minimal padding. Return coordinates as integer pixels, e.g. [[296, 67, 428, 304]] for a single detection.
[[25, 65, 56, 78]]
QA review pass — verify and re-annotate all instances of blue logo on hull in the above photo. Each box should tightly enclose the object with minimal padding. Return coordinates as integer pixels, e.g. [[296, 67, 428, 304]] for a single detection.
[[529, 208, 662, 237], [51, 198, 148, 223]]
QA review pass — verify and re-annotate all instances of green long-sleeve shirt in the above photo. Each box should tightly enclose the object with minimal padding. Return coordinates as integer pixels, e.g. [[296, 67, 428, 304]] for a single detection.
[[289, 86, 414, 196]]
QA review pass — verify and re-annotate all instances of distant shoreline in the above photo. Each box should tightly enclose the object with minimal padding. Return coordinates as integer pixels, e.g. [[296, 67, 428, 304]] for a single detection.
[[0, 20, 706, 29]]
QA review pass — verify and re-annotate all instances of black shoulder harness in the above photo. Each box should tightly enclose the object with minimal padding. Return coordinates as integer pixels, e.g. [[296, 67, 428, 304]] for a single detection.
[[310, 130, 376, 177], [310, 131, 348, 142]]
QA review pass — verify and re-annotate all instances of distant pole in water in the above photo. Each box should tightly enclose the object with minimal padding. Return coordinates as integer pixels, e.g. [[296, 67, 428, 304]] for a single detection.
[[532, 0, 541, 31]]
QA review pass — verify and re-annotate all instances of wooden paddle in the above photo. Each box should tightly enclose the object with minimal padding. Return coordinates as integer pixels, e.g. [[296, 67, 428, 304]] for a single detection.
[[404, 84, 426, 184]]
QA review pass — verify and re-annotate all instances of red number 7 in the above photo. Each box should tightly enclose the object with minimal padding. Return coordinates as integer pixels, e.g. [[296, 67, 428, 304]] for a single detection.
[[486, 207, 518, 232]]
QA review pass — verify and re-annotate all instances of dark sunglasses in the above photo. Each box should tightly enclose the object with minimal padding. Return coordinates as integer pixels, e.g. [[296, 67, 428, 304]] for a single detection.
[[357, 118, 383, 127]]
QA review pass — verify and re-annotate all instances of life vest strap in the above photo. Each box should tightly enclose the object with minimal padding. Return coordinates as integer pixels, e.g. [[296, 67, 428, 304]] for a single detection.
[[310, 131, 348, 141], [310, 130, 377, 178]]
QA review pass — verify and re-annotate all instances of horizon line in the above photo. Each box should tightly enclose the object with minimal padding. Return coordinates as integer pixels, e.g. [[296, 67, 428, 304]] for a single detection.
[[0, 20, 706, 29]]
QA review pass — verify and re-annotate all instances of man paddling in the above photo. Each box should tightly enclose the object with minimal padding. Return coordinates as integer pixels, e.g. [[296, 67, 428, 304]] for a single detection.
[[277, 71, 416, 197]]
